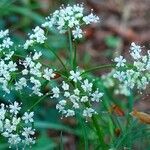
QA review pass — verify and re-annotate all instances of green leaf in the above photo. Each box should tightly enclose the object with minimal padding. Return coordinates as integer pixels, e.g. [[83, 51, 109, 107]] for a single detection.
[[0, 5, 44, 23], [35, 121, 81, 135]]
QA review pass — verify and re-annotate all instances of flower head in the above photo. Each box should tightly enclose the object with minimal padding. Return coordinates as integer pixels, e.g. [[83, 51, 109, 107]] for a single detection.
[[52, 68, 103, 119], [42, 4, 100, 39], [24, 26, 47, 49], [113, 43, 150, 91]]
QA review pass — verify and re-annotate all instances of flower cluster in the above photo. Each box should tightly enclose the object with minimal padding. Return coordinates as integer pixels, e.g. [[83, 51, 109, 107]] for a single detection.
[[102, 71, 131, 96], [0, 101, 35, 149], [0, 51, 18, 94], [42, 4, 100, 39], [24, 26, 47, 49], [17, 51, 56, 96], [113, 42, 150, 91], [51, 68, 103, 119], [0, 49, 56, 96], [0, 29, 13, 51]]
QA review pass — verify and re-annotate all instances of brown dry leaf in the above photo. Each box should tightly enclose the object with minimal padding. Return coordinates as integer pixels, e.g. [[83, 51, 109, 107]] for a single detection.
[[130, 109, 150, 125], [110, 104, 125, 116]]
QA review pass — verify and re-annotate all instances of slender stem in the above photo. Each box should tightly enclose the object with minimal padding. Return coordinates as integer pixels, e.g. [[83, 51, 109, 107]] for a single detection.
[[91, 115, 107, 149], [60, 131, 64, 150], [28, 93, 50, 111], [73, 42, 77, 70], [82, 64, 115, 75], [68, 29, 73, 68], [45, 44, 68, 72]]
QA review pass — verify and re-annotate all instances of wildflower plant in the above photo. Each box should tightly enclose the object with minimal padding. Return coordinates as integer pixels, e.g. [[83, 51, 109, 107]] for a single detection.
[[0, 2, 150, 150]]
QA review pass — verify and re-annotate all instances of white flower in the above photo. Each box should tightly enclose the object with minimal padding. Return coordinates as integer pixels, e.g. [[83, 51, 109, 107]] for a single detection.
[[83, 13, 99, 24], [5, 51, 14, 60], [30, 77, 43, 96], [22, 137, 35, 145], [52, 87, 60, 98], [2, 37, 13, 48], [130, 42, 142, 59], [24, 40, 34, 49], [83, 108, 96, 117], [9, 102, 21, 115], [59, 100, 67, 106], [81, 79, 93, 92], [66, 109, 75, 117], [0, 30, 13, 51], [15, 77, 27, 90], [91, 90, 103, 102], [114, 56, 126, 67], [33, 51, 42, 60], [22, 112, 34, 124], [43, 68, 55, 81], [22, 127, 35, 138], [8, 134, 21, 146], [32, 26, 46, 43], [12, 117, 21, 126], [8, 61, 17, 72], [113, 71, 126, 81], [69, 70, 82, 82], [130, 42, 141, 53], [62, 81, 69, 90], [22, 69, 28, 75], [72, 27, 83, 39], [64, 91, 70, 97], [56, 102, 66, 113], [81, 96, 88, 102], [0, 29, 9, 39], [74, 88, 80, 95]]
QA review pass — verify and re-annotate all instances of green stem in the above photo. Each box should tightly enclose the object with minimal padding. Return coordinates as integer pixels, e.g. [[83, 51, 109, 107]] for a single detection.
[[68, 29, 73, 68], [73, 42, 77, 70], [82, 64, 115, 75], [45, 44, 68, 72], [91, 115, 107, 149], [28, 93, 50, 111], [60, 131, 64, 150]]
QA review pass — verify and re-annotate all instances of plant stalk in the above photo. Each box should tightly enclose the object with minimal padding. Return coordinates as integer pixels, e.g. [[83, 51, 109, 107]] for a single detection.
[[28, 93, 50, 111], [68, 29, 73, 68], [45, 44, 68, 72], [91, 115, 107, 149], [82, 64, 115, 75]]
